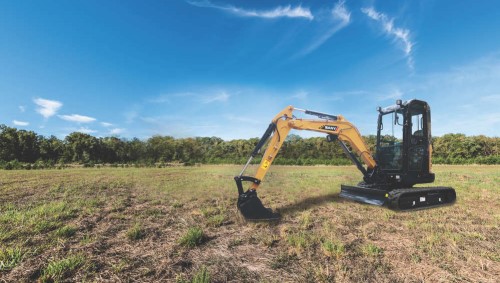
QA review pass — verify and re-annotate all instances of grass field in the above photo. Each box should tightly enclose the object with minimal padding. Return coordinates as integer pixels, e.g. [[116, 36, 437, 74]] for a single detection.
[[0, 165, 499, 282]]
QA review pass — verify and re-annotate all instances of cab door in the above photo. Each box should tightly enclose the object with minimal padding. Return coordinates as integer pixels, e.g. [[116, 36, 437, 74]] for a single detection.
[[376, 110, 404, 171], [407, 103, 428, 172]]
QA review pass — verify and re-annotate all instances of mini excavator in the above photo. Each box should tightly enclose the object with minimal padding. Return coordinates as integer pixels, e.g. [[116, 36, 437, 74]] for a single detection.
[[234, 99, 456, 221]]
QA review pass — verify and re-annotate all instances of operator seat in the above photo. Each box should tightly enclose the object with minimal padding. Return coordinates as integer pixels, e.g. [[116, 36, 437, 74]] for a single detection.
[[412, 130, 424, 145]]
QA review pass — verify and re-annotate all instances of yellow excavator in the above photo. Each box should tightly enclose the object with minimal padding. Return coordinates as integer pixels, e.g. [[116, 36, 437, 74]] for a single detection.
[[234, 99, 456, 220]]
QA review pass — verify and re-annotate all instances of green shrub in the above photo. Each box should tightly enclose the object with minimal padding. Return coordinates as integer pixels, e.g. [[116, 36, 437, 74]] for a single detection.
[[4, 160, 22, 170]]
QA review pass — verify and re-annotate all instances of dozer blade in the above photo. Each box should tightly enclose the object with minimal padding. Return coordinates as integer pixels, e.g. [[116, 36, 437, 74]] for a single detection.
[[340, 185, 387, 206], [340, 185, 456, 210], [237, 190, 280, 221]]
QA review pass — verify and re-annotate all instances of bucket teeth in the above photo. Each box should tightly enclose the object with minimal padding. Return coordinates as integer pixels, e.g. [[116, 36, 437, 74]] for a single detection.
[[237, 190, 280, 221]]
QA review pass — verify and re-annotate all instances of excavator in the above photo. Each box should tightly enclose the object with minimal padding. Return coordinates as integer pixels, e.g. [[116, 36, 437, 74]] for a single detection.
[[234, 99, 456, 221]]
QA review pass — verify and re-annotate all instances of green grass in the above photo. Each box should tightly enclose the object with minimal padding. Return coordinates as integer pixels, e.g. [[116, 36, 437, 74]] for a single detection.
[[179, 227, 205, 248], [362, 243, 383, 257], [286, 231, 310, 252], [201, 205, 227, 227], [126, 224, 145, 241], [54, 225, 77, 238], [321, 239, 345, 258], [41, 254, 85, 282], [192, 266, 210, 283], [0, 201, 77, 236], [0, 247, 25, 271], [206, 214, 225, 227], [172, 201, 184, 208], [175, 266, 211, 283]]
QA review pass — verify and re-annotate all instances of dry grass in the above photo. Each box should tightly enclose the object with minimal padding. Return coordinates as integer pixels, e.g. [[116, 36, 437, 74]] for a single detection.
[[0, 165, 499, 282]]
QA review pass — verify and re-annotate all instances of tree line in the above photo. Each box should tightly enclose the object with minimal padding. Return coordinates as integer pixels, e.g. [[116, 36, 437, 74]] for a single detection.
[[0, 124, 498, 169]]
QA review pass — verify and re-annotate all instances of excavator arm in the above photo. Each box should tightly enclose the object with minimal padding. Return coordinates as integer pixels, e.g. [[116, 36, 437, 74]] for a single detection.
[[249, 106, 376, 190], [235, 106, 378, 220]]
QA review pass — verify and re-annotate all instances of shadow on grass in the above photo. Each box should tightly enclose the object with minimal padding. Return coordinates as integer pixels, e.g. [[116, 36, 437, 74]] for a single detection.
[[277, 193, 345, 215]]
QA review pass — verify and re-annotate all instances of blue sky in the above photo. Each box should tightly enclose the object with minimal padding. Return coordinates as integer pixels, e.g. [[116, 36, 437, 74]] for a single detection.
[[1, 0, 499, 140]]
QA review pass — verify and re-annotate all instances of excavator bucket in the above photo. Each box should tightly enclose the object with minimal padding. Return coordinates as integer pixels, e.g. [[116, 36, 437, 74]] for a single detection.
[[237, 190, 280, 221], [340, 185, 456, 210], [234, 176, 281, 221]]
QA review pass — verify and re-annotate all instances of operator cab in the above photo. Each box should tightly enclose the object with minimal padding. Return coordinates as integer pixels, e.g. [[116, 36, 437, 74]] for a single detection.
[[375, 99, 435, 187]]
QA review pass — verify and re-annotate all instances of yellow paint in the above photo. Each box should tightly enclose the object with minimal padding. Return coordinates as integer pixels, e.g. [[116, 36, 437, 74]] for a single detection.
[[261, 159, 270, 170]]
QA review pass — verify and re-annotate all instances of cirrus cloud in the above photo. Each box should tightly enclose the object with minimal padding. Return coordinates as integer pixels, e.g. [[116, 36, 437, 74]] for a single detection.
[[297, 0, 351, 56], [201, 91, 230, 103], [59, 114, 96, 123], [187, 1, 313, 20], [361, 6, 414, 69]]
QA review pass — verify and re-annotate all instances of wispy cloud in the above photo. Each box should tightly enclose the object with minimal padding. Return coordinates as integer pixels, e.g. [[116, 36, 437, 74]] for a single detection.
[[59, 114, 96, 123], [76, 127, 97, 134], [19, 106, 26, 113], [201, 91, 230, 103], [147, 94, 171, 104], [109, 128, 125, 135], [101, 122, 113, 127], [361, 7, 414, 69], [291, 90, 309, 100], [187, 1, 313, 20], [33, 98, 62, 118], [296, 0, 351, 57], [13, 120, 29, 126]]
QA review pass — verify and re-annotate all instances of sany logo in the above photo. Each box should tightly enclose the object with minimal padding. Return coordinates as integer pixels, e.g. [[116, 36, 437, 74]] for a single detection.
[[320, 125, 338, 131]]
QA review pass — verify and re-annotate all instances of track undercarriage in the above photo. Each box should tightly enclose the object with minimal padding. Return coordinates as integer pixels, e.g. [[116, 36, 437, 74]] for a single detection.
[[339, 184, 456, 210]]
